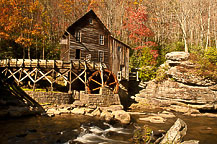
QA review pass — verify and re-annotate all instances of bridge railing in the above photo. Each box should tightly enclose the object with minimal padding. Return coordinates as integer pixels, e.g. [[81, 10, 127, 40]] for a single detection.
[[0, 59, 107, 70]]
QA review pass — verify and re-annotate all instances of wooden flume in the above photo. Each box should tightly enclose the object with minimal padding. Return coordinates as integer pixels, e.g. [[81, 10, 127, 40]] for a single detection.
[[0, 59, 118, 94]]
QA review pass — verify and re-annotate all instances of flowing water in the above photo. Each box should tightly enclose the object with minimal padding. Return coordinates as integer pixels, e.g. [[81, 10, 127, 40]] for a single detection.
[[0, 115, 134, 144], [1, 113, 217, 144]]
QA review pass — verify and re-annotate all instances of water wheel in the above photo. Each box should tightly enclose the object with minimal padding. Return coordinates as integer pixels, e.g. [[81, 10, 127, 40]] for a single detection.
[[87, 69, 119, 94]]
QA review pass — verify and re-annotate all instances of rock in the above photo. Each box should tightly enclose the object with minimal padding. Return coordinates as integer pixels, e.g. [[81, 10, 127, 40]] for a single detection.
[[91, 108, 101, 116], [181, 140, 199, 144], [132, 51, 216, 112], [108, 105, 124, 111], [48, 113, 55, 117], [167, 66, 215, 86], [209, 84, 217, 91], [99, 105, 123, 112], [46, 108, 61, 115], [71, 108, 85, 115], [112, 110, 130, 124], [128, 112, 146, 115], [134, 78, 217, 112], [84, 108, 94, 114], [166, 60, 181, 66], [58, 108, 71, 114], [72, 100, 84, 107], [88, 105, 97, 109], [100, 111, 113, 121], [166, 105, 199, 114], [190, 113, 217, 118], [165, 52, 189, 61], [160, 111, 175, 118], [160, 118, 187, 144], [139, 116, 166, 123]]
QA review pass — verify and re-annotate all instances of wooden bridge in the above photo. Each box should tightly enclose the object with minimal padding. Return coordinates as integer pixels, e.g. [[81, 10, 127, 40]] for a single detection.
[[0, 59, 119, 94]]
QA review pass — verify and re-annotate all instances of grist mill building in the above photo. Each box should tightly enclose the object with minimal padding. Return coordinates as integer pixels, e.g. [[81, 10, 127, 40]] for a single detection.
[[60, 10, 130, 81]]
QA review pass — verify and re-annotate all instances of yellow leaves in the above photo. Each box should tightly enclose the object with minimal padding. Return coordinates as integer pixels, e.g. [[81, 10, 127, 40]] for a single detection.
[[134, 0, 139, 5], [15, 36, 32, 47], [0, 32, 9, 39]]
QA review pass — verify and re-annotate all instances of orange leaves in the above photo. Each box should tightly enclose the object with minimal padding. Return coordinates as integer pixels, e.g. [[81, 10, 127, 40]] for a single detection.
[[0, 32, 9, 39], [15, 36, 32, 47], [124, 5, 154, 44]]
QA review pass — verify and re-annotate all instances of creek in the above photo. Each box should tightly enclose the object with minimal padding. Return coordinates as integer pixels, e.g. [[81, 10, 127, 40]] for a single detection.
[[0, 113, 217, 144]]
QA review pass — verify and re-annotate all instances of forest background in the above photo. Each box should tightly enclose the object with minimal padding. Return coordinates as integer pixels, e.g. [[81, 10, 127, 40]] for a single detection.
[[0, 0, 216, 81]]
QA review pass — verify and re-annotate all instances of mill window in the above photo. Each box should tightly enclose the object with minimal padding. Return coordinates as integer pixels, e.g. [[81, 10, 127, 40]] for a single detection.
[[89, 18, 93, 24], [75, 49, 81, 59], [99, 35, 104, 45], [75, 31, 81, 42], [98, 50, 104, 62]]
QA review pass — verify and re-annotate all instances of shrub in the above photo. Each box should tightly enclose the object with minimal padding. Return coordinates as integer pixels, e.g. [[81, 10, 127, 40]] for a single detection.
[[130, 47, 158, 81], [204, 47, 217, 65], [189, 53, 217, 82]]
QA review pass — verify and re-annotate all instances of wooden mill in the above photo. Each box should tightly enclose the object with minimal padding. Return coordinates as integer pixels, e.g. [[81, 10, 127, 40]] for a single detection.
[[59, 10, 131, 94]]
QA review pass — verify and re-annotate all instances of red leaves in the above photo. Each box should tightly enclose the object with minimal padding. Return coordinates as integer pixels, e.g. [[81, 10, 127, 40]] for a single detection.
[[124, 6, 154, 43], [133, 42, 157, 50], [150, 50, 159, 59]]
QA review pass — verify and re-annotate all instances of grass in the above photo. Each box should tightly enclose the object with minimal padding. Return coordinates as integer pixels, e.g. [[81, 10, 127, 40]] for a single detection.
[[21, 88, 64, 93]]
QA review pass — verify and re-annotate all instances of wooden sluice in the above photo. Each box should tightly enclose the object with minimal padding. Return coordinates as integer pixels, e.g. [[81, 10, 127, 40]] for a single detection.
[[0, 59, 107, 94]]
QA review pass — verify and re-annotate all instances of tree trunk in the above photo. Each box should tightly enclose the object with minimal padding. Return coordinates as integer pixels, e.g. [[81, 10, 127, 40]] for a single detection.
[[199, 6, 204, 47], [214, 21, 217, 49], [43, 39, 45, 60], [23, 47, 25, 59], [28, 47, 30, 59], [205, 2, 211, 51]]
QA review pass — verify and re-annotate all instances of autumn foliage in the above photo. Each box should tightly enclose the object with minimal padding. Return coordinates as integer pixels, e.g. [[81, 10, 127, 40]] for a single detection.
[[0, 0, 216, 82]]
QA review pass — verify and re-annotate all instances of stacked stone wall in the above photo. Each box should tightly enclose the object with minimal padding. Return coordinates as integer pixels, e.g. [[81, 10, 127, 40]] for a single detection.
[[80, 87, 121, 107], [25, 91, 73, 104]]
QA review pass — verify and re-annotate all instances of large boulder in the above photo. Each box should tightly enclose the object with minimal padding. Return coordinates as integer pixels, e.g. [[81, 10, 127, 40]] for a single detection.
[[165, 52, 189, 61], [71, 108, 85, 115], [160, 118, 187, 144], [139, 116, 166, 123], [133, 51, 217, 112], [112, 110, 130, 124], [91, 107, 101, 116], [100, 111, 113, 121]]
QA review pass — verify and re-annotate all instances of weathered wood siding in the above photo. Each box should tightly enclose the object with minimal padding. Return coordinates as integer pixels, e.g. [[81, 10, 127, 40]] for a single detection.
[[60, 37, 70, 61], [60, 10, 130, 80], [68, 17, 110, 67], [109, 37, 130, 80]]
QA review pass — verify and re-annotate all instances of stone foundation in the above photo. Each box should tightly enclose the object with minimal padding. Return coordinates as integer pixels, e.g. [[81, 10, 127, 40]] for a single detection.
[[25, 87, 121, 107], [25, 91, 73, 104], [78, 87, 121, 107]]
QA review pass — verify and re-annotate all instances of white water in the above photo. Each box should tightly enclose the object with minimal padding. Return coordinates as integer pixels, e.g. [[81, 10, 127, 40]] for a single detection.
[[65, 122, 131, 144]]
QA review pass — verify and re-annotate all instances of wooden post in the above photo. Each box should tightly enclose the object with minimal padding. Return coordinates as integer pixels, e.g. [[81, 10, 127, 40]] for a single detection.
[[136, 71, 139, 81], [84, 61, 87, 85], [100, 63, 104, 87], [68, 61, 72, 94], [18, 68, 23, 86], [84, 61, 87, 93], [33, 68, 38, 91], [51, 69, 54, 92]]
